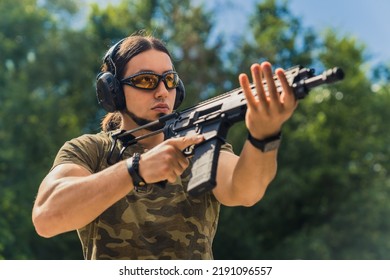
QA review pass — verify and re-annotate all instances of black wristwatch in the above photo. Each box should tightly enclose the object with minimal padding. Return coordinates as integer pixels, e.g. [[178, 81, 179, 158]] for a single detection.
[[126, 153, 147, 192], [247, 131, 282, 152]]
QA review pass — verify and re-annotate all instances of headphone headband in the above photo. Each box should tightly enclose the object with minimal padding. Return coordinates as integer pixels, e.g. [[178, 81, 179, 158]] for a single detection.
[[103, 38, 125, 76]]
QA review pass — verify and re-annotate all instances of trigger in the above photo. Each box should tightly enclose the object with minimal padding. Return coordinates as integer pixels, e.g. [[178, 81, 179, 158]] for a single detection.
[[183, 144, 195, 157]]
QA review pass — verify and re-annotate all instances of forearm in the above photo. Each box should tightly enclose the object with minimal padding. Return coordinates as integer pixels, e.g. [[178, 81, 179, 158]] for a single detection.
[[32, 161, 132, 237], [214, 140, 278, 207], [232, 141, 278, 204]]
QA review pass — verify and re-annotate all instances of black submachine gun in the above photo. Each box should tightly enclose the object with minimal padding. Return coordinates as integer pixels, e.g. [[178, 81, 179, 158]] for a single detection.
[[111, 65, 345, 196]]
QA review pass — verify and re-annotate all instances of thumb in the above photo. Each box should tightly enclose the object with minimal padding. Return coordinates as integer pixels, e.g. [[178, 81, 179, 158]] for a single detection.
[[167, 134, 204, 151]]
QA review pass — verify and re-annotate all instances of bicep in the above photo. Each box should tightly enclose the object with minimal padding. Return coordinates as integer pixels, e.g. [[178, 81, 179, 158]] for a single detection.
[[35, 163, 92, 206]]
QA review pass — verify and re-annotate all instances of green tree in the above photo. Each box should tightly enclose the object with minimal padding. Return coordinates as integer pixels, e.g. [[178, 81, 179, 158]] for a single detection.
[[214, 0, 390, 260], [1, 0, 229, 259], [213, 0, 319, 259], [0, 0, 97, 259], [222, 0, 318, 152]]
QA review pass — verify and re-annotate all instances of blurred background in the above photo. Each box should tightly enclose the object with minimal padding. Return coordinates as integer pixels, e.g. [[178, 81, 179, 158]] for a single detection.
[[1, 0, 389, 260]]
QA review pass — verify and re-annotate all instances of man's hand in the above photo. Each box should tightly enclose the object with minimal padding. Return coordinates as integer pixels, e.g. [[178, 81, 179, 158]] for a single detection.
[[239, 61, 298, 140], [138, 135, 204, 183]]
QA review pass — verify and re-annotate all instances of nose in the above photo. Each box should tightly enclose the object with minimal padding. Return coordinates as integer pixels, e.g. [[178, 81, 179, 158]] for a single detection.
[[154, 79, 169, 99]]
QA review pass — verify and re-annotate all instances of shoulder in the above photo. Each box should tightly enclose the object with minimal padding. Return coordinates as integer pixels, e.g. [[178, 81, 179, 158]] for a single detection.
[[52, 131, 113, 173], [68, 131, 111, 146], [63, 131, 112, 153]]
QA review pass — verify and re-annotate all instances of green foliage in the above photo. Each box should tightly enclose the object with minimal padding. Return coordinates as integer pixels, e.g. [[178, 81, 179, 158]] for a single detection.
[[0, 0, 94, 259], [215, 1, 390, 259], [239, 0, 317, 69], [1, 0, 389, 260]]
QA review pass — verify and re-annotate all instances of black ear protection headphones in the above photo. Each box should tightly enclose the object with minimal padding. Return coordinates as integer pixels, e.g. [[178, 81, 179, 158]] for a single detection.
[[96, 38, 186, 112]]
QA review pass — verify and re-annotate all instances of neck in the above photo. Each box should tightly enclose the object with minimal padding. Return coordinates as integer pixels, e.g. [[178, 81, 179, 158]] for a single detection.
[[120, 111, 165, 149]]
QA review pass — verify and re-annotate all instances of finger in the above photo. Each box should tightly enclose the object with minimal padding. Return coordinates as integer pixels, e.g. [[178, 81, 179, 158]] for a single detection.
[[169, 160, 186, 178], [261, 62, 279, 102], [167, 156, 189, 182], [175, 153, 190, 171], [250, 63, 267, 105], [154, 151, 186, 183], [276, 68, 296, 107], [166, 134, 204, 152], [239, 73, 258, 112]]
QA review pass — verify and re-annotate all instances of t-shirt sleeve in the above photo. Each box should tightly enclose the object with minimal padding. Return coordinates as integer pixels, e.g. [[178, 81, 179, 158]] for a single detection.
[[220, 142, 234, 154], [51, 134, 104, 174]]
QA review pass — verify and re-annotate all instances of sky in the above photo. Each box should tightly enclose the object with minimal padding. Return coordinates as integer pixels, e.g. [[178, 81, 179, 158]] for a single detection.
[[289, 0, 390, 65], [88, 0, 390, 65], [208, 0, 390, 65]]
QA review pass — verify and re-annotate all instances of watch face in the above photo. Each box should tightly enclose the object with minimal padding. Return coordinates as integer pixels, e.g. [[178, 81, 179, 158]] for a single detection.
[[263, 139, 281, 152]]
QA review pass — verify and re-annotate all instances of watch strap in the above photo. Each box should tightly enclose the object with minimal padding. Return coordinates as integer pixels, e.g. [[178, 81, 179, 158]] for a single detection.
[[126, 153, 147, 192], [247, 131, 282, 152]]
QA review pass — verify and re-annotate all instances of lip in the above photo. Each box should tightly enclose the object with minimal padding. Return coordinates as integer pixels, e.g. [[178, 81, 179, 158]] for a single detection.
[[151, 103, 170, 113]]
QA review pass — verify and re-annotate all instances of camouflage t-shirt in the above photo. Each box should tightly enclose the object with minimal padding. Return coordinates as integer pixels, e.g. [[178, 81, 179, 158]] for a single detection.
[[52, 131, 233, 260]]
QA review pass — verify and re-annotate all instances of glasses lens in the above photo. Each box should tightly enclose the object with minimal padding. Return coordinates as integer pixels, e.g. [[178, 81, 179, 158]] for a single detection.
[[164, 73, 179, 89], [131, 74, 159, 89], [123, 71, 179, 90]]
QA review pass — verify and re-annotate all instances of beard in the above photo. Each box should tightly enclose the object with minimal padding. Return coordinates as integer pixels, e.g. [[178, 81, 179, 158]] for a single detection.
[[124, 109, 165, 131]]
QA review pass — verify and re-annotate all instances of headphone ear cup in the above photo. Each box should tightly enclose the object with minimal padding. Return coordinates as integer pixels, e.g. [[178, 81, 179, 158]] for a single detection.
[[173, 79, 186, 110], [96, 72, 126, 112]]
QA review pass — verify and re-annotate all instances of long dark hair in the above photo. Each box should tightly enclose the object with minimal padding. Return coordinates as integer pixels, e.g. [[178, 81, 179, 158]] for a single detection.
[[100, 33, 172, 132]]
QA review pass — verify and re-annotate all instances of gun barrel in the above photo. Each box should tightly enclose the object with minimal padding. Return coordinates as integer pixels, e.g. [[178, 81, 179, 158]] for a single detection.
[[304, 67, 345, 89]]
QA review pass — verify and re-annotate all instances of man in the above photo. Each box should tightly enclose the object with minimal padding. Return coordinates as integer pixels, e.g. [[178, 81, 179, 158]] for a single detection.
[[32, 34, 298, 259]]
